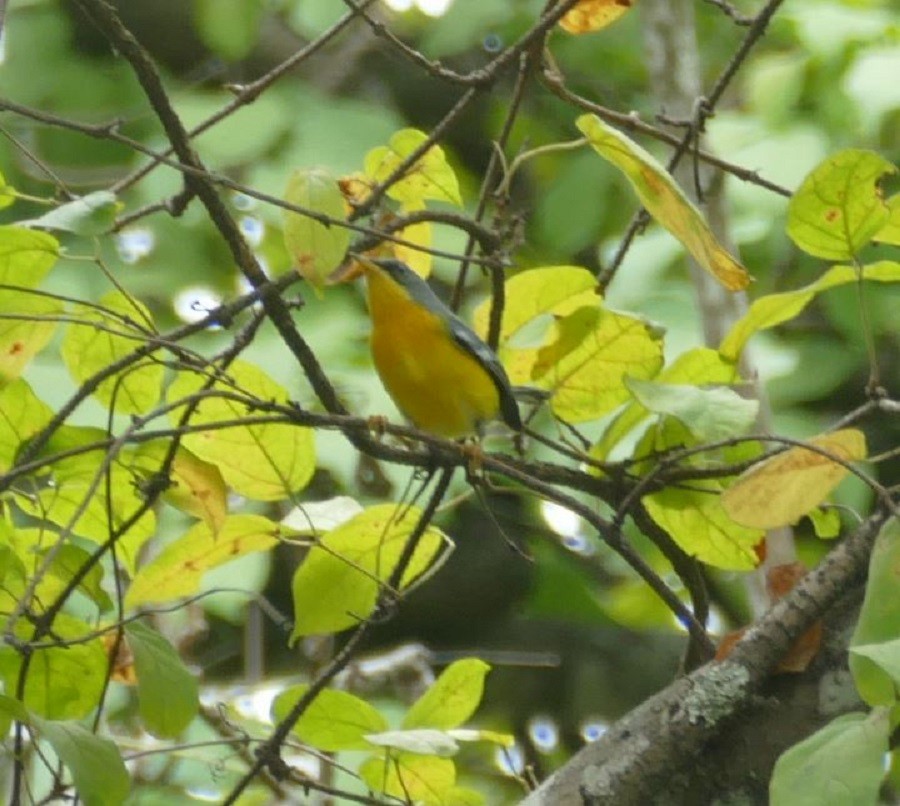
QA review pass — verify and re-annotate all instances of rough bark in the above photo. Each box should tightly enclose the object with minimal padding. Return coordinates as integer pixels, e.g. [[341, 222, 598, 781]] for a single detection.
[[520, 508, 889, 805]]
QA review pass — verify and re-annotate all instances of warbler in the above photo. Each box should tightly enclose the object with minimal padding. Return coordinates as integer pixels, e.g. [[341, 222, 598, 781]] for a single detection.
[[349, 256, 522, 439]]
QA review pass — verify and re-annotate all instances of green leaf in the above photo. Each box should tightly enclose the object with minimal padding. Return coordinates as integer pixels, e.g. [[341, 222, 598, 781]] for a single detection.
[[360, 752, 457, 806], [525, 305, 664, 423], [471, 265, 598, 344], [4, 536, 113, 613], [851, 639, 900, 693], [61, 290, 162, 414], [591, 347, 739, 462], [32, 717, 130, 806], [290, 503, 447, 639], [22, 191, 120, 235], [125, 621, 199, 738], [720, 261, 900, 361], [193, 0, 264, 60], [126, 514, 281, 607], [577, 114, 751, 291], [625, 378, 758, 443], [873, 193, 900, 245], [850, 518, 900, 706], [786, 149, 896, 260], [0, 288, 63, 380], [808, 507, 841, 539], [403, 659, 490, 730], [770, 710, 889, 806], [167, 360, 315, 501], [282, 167, 351, 291], [14, 434, 156, 572], [365, 729, 459, 757], [364, 128, 462, 206], [644, 486, 763, 570], [0, 613, 107, 719], [0, 692, 27, 735], [0, 225, 59, 286], [271, 684, 389, 751], [0, 378, 53, 471]]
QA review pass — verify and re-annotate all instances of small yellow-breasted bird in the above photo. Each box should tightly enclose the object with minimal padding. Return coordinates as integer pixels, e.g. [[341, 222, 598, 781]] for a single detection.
[[350, 256, 522, 439]]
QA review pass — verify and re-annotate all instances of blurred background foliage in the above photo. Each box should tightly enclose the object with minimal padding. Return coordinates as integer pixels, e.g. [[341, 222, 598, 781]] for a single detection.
[[1, 0, 897, 798]]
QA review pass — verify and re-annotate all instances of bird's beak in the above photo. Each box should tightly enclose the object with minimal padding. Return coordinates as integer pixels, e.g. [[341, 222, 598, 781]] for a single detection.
[[327, 253, 375, 285]]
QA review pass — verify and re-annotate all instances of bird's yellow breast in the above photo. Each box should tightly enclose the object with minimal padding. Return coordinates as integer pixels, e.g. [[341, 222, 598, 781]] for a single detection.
[[365, 269, 500, 438]]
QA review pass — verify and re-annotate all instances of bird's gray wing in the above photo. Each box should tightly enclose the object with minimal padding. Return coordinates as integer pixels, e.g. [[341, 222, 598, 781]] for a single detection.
[[446, 316, 522, 431]]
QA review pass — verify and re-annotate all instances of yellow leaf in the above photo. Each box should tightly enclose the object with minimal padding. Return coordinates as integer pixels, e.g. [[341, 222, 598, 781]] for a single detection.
[[787, 149, 895, 260], [126, 514, 281, 607], [721, 429, 867, 530], [393, 201, 432, 277], [530, 305, 664, 422], [872, 193, 900, 246], [360, 753, 457, 806], [61, 290, 162, 415], [290, 504, 448, 639], [471, 265, 598, 343], [577, 114, 751, 291], [283, 168, 351, 291], [719, 261, 900, 361], [560, 0, 636, 34], [167, 360, 315, 501], [364, 129, 462, 207], [0, 290, 61, 381], [644, 486, 763, 570], [135, 442, 228, 532]]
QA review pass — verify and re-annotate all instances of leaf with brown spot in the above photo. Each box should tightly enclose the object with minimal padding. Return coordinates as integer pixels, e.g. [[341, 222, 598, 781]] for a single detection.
[[560, 0, 635, 34]]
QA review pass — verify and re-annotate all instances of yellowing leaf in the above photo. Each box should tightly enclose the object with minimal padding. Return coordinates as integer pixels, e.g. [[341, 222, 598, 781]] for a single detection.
[[591, 347, 739, 461], [61, 290, 162, 415], [125, 514, 281, 607], [720, 261, 900, 361], [282, 168, 351, 291], [0, 289, 61, 380], [167, 360, 315, 501], [528, 305, 664, 422], [560, 0, 636, 34], [404, 659, 490, 730], [0, 225, 59, 287], [721, 429, 867, 530], [787, 149, 896, 260], [644, 486, 763, 570], [15, 436, 156, 573], [360, 753, 457, 806], [873, 193, 900, 245], [364, 129, 462, 207], [471, 265, 598, 343], [0, 172, 16, 210], [290, 504, 448, 640], [0, 379, 53, 471], [134, 442, 228, 532], [272, 684, 389, 751], [577, 114, 751, 291], [393, 201, 432, 277]]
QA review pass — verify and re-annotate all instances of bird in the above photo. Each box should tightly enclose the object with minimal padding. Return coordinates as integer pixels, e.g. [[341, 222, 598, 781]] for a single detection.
[[348, 256, 522, 439]]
